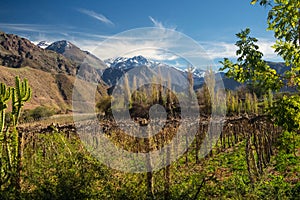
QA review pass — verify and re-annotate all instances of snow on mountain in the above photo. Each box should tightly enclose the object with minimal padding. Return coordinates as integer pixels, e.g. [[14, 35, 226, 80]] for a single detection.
[[46, 40, 73, 54], [104, 55, 206, 79], [102, 55, 209, 89], [192, 68, 206, 78], [104, 55, 205, 78], [35, 41, 52, 49], [105, 55, 159, 69]]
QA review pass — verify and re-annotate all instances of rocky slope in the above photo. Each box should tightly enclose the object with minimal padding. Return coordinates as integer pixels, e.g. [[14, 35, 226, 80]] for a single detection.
[[0, 31, 107, 112], [0, 32, 77, 75], [46, 40, 107, 83]]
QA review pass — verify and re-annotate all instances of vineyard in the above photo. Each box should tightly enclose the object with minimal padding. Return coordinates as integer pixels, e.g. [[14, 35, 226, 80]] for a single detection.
[[1, 0, 300, 199], [0, 74, 300, 199], [0, 108, 299, 199]]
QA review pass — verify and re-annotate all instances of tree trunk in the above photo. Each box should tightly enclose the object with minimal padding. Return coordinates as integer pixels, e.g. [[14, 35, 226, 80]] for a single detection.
[[164, 145, 171, 200], [15, 131, 22, 199], [145, 129, 154, 199]]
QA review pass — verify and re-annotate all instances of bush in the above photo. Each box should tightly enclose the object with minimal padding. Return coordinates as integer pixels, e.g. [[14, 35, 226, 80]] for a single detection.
[[21, 106, 55, 122], [96, 96, 112, 117]]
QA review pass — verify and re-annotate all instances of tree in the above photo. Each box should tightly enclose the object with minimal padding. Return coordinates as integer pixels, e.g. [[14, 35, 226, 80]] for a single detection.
[[250, 0, 300, 134], [166, 73, 173, 117], [220, 28, 282, 97], [245, 93, 252, 114], [96, 95, 113, 117], [220, 0, 300, 134], [253, 93, 259, 114], [123, 73, 131, 108], [252, 0, 300, 87], [204, 67, 216, 113]]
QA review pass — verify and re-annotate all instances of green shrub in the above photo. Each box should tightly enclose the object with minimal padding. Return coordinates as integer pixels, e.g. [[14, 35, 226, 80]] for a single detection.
[[22, 106, 55, 121]]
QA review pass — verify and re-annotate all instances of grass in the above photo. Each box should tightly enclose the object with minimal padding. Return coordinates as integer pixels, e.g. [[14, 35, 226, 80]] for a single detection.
[[19, 114, 74, 128], [3, 114, 300, 199]]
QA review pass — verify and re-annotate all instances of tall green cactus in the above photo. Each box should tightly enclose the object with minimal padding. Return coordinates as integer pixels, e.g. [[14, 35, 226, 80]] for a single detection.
[[12, 76, 31, 126], [0, 83, 11, 133], [0, 82, 11, 188], [0, 76, 31, 193]]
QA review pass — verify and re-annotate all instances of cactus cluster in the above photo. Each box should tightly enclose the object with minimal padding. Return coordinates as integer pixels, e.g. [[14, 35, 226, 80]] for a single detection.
[[12, 76, 31, 126], [0, 76, 31, 190], [0, 83, 11, 133]]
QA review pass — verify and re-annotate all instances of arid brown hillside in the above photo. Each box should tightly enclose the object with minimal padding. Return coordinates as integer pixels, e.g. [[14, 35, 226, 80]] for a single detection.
[[0, 32, 77, 75], [0, 66, 68, 110], [0, 32, 108, 112], [0, 65, 107, 112]]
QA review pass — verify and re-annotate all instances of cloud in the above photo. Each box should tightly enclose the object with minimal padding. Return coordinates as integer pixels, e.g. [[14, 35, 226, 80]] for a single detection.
[[64, 35, 283, 69], [0, 23, 78, 43], [2, 23, 281, 67], [198, 39, 282, 62], [73, 28, 218, 70], [198, 41, 237, 60], [23, 27, 279, 64], [257, 38, 280, 61], [0, 23, 59, 33], [76, 36, 179, 61], [149, 16, 164, 29], [149, 16, 176, 30], [78, 9, 114, 26]]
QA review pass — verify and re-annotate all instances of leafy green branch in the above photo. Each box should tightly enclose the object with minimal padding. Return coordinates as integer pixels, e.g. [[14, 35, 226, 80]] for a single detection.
[[220, 28, 283, 96]]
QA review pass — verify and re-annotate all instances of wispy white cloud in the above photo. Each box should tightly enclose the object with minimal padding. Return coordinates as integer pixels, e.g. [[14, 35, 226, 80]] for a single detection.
[[198, 41, 237, 60], [149, 16, 164, 29], [198, 39, 282, 62], [46, 35, 282, 68], [257, 38, 280, 61], [0, 23, 59, 33], [0, 23, 77, 44], [74, 28, 216, 69], [1, 23, 281, 67], [76, 36, 179, 61], [78, 9, 114, 26], [149, 16, 176, 30]]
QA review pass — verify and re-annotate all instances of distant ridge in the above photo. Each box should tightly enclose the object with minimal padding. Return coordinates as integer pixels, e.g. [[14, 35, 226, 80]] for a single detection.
[[0, 31, 293, 112], [36, 40, 51, 49], [0, 32, 77, 75], [0, 31, 107, 111], [46, 40, 107, 83]]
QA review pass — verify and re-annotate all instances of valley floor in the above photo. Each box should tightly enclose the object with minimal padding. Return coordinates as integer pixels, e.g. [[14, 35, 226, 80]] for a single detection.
[[1, 115, 299, 199]]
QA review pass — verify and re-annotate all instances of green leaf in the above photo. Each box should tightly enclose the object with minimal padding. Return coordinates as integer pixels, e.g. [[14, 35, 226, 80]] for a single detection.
[[250, 0, 257, 5]]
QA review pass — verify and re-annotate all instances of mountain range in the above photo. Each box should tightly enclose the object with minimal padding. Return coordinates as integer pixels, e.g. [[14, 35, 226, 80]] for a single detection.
[[102, 55, 205, 87], [0, 31, 107, 111], [103, 55, 242, 91], [0, 31, 291, 112]]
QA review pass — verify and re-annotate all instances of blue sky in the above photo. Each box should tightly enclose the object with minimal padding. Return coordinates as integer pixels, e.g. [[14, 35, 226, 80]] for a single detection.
[[0, 0, 281, 68]]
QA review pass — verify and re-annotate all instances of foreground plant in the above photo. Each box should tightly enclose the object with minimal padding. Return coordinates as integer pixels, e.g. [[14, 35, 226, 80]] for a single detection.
[[0, 76, 31, 196]]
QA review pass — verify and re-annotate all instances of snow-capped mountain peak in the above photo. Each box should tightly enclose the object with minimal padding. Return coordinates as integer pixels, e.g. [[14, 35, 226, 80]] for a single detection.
[[105, 55, 159, 69], [104, 55, 207, 78], [35, 41, 52, 49], [46, 40, 73, 54], [192, 68, 206, 78]]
